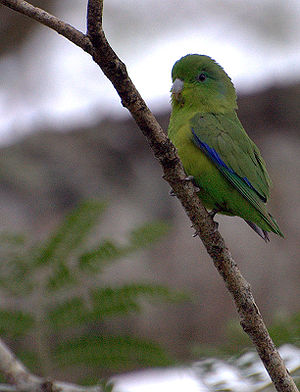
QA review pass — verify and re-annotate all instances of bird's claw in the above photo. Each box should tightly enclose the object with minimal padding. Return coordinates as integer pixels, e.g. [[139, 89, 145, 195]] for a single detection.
[[192, 219, 219, 237], [208, 209, 220, 231], [192, 230, 199, 238], [183, 175, 194, 182], [212, 220, 219, 231], [209, 208, 220, 219], [182, 175, 200, 192], [169, 189, 176, 197], [169, 175, 199, 196]]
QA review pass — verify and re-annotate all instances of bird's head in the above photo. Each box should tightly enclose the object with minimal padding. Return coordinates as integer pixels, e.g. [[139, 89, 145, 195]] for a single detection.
[[171, 54, 237, 112]]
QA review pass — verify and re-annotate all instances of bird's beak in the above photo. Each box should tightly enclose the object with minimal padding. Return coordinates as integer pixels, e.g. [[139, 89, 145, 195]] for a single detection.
[[171, 78, 184, 102]]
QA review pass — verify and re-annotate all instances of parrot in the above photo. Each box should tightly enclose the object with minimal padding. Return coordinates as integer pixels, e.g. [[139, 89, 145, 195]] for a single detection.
[[168, 54, 284, 242]]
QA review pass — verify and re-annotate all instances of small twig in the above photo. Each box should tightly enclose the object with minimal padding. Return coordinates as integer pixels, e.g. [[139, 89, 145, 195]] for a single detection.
[[0, 339, 102, 391], [0, 338, 39, 388], [87, 0, 103, 37], [0, 1, 298, 392]]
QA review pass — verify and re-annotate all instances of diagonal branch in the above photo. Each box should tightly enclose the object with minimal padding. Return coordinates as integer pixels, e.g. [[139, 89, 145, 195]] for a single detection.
[[0, 338, 102, 392], [87, 0, 103, 37], [0, 1, 298, 392]]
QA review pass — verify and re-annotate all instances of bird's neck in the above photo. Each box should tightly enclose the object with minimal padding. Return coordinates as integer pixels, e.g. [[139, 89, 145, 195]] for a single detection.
[[168, 102, 236, 137], [170, 100, 234, 119], [171, 92, 235, 114]]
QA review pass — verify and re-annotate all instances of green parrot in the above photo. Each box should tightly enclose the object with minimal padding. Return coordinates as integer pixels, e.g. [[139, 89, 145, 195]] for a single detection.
[[168, 54, 283, 241]]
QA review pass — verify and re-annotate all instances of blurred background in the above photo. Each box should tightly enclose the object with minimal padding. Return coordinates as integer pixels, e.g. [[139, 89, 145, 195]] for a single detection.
[[0, 0, 300, 389]]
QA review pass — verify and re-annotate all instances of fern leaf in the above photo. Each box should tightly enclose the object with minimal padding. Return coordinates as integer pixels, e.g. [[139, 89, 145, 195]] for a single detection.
[[0, 310, 34, 338], [91, 284, 187, 318], [54, 334, 173, 370], [35, 200, 107, 266], [47, 297, 89, 329], [46, 262, 77, 291], [78, 240, 125, 272], [129, 222, 170, 249]]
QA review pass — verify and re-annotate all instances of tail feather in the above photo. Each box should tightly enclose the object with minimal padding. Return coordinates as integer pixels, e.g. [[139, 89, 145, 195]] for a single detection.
[[245, 220, 270, 242], [268, 213, 284, 238]]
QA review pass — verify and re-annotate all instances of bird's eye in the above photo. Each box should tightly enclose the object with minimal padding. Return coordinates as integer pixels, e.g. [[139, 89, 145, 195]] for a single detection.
[[197, 73, 207, 82]]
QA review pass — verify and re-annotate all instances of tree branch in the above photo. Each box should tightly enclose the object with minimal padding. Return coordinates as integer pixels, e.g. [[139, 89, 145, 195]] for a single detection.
[[0, 1, 298, 391], [0, 339, 102, 391], [87, 0, 103, 38]]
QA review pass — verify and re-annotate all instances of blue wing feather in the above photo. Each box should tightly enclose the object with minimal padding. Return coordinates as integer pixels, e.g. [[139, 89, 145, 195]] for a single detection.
[[191, 129, 265, 202]]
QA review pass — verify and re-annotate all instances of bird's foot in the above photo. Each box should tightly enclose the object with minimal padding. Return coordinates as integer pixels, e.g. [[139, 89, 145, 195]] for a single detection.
[[183, 175, 194, 182], [208, 208, 220, 232], [169, 175, 199, 196], [212, 220, 219, 231], [208, 208, 220, 219], [182, 175, 200, 192], [190, 224, 200, 238], [192, 229, 200, 238], [192, 219, 218, 237]]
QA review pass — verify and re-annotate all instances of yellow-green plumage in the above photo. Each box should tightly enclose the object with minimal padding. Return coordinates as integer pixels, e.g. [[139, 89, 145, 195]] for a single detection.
[[168, 54, 283, 241]]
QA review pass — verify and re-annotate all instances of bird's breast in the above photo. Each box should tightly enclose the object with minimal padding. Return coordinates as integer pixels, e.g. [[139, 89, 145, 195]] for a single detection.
[[169, 123, 216, 179]]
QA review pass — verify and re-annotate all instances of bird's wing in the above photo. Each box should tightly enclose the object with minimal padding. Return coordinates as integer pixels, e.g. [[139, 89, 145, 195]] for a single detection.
[[190, 112, 271, 207]]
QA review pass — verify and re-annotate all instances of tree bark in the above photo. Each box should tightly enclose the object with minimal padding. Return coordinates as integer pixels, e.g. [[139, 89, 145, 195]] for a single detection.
[[0, 1, 298, 391]]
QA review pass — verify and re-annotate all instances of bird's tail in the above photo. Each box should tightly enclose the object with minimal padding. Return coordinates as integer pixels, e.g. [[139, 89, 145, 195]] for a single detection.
[[244, 220, 270, 242], [268, 213, 284, 238], [245, 212, 284, 242]]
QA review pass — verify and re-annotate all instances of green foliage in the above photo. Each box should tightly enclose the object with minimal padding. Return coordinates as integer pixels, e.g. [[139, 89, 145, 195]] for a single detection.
[[35, 200, 107, 266], [193, 311, 300, 359], [0, 310, 34, 338], [269, 312, 300, 347], [79, 240, 125, 272], [0, 201, 181, 383], [129, 222, 170, 249], [55, 334, 171, 370]]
